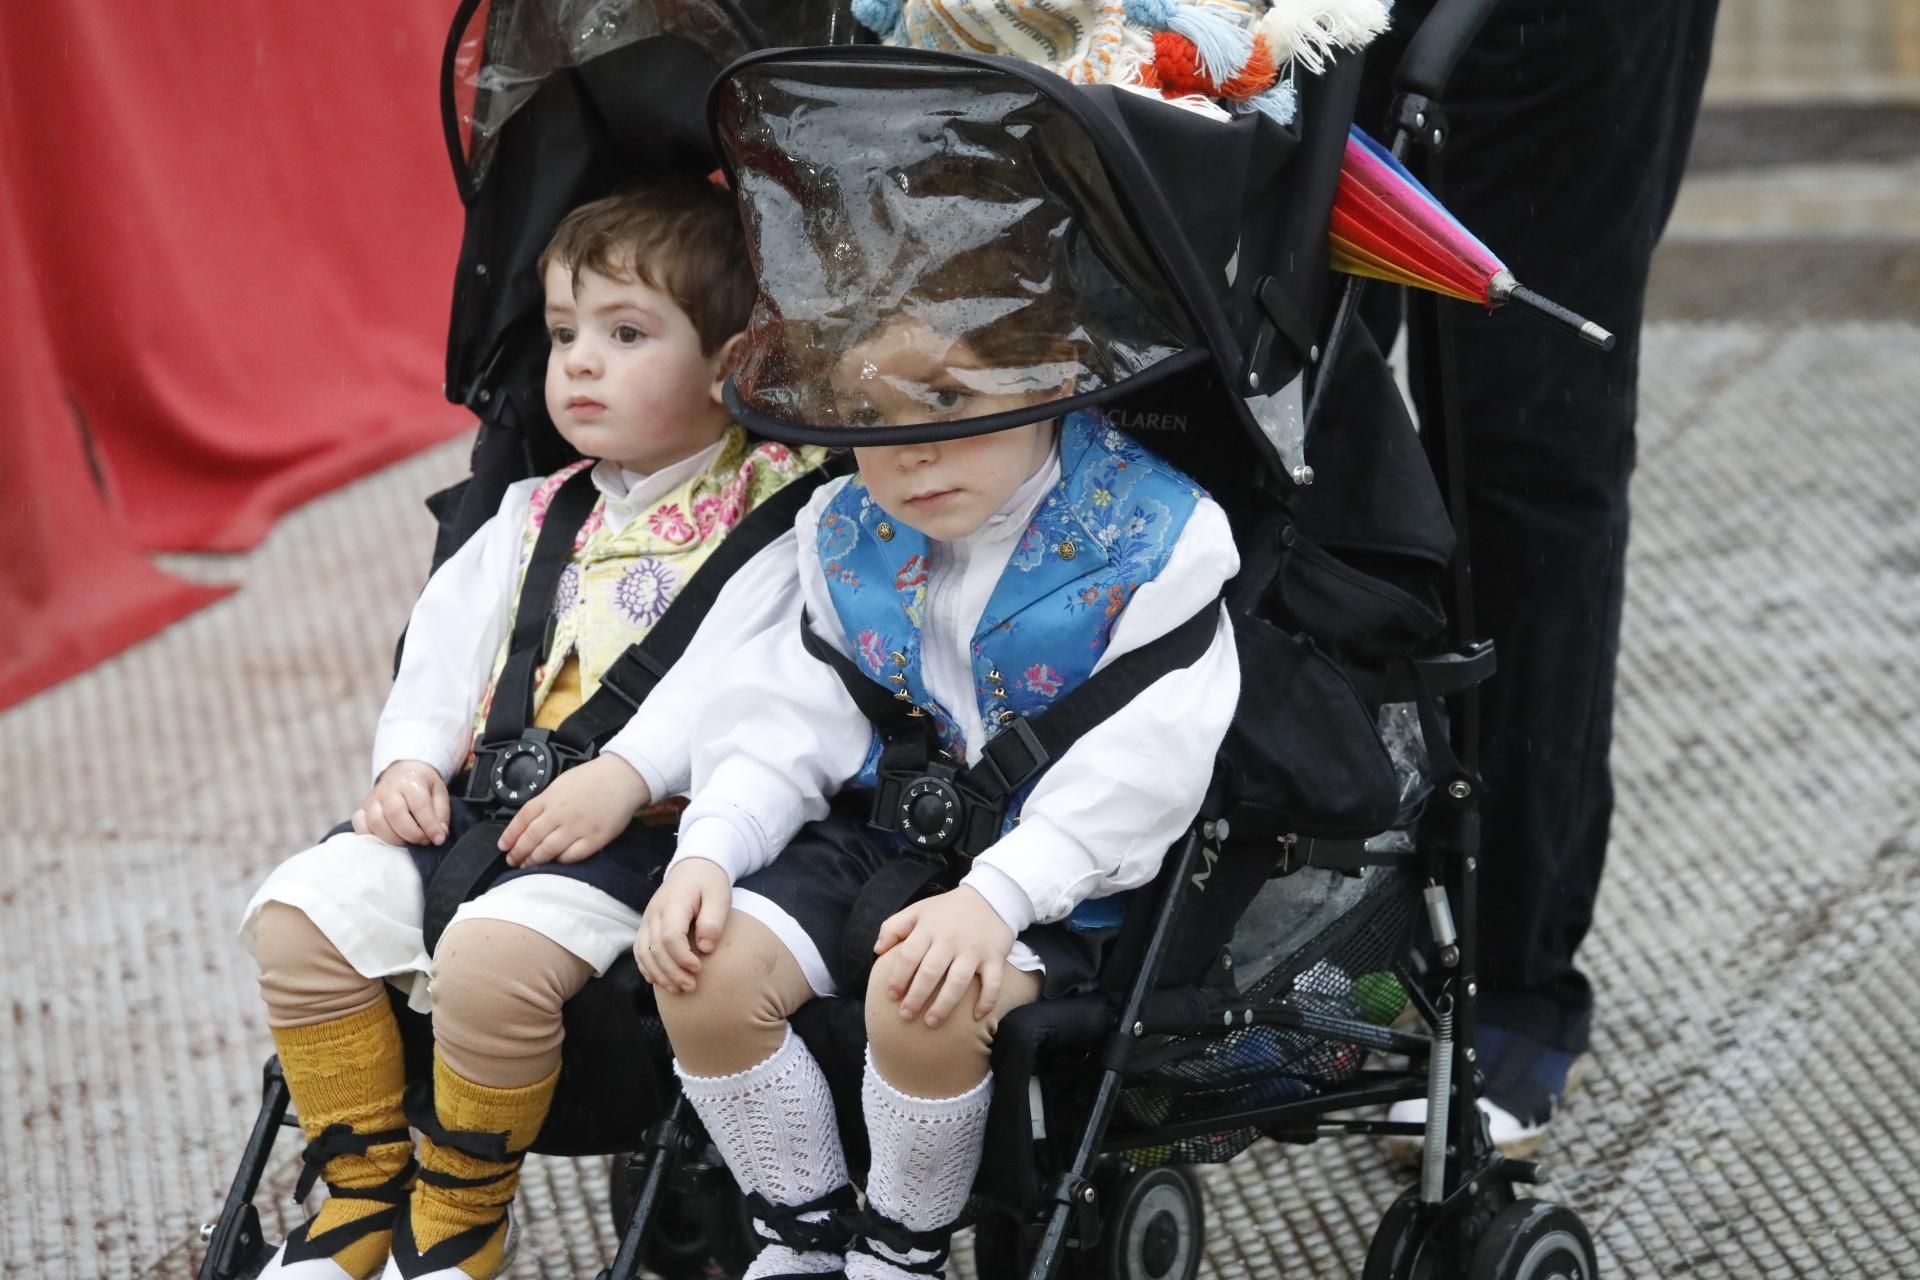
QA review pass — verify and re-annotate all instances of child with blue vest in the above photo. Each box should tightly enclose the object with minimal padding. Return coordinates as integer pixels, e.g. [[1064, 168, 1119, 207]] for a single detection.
[[637, 294, 1241, 1279], [239, 182, 822, 1280]]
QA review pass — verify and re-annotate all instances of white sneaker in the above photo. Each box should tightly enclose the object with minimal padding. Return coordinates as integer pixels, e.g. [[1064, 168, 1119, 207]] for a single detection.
[[380, 1206, 517, 1280], [257, 1240, 364, 1279], [1384, 1095, 1552, 1162]]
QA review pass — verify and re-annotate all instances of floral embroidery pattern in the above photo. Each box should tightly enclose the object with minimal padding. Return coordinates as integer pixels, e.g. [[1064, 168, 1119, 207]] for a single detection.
[[894, 555, 928, 592], [818, 511, 860, 562], [1023, 664, 1064, 697], [614, 559, 678, 626], [552, 564, 581, 619], [648, 503, 695, 545], [858, 629, 887, 674]]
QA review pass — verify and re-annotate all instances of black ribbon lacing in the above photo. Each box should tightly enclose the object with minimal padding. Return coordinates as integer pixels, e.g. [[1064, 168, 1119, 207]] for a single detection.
[[293, 1123, 415, 1205], [849, 1205, 956, 1275], [401, 1082, 525, 1191], [743, 1185, 861, 1254]]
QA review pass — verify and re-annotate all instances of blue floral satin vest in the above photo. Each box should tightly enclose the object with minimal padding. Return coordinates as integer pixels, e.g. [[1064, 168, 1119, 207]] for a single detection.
[[816, 411, 1205, 928]]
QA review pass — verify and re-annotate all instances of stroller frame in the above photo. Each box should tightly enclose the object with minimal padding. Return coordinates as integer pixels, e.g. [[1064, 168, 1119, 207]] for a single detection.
[[195, 2, 1602, 1277]]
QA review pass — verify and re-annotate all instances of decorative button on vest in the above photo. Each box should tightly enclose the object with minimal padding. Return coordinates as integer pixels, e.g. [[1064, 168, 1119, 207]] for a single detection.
[[1057, 539, 1077, 560], [876, 521, 895, 541]]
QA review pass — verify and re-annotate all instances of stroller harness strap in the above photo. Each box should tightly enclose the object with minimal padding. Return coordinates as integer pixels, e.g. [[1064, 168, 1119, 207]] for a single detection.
[[807, 600, 1218, 992], [802, 598, 1222, 850], [465, 463, 827, 806], [426, 462, 831, 955]]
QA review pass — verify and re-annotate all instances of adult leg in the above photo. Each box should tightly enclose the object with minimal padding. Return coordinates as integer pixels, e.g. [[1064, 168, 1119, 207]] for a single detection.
[[847, 952, 1044, 1280], [655, 912, 853, 1279], [1363, 0, 1719, 1054], [254, 901, 415, 1280], [386, 918, 592, 1280]]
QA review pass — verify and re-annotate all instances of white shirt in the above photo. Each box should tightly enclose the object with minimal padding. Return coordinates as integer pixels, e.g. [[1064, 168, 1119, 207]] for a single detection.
[[369, 438, 802, 800], [675, 454, 1242, 935]]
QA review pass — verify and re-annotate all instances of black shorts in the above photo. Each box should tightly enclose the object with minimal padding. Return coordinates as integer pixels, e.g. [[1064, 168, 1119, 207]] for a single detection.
[[734, 805, 1115, 1001]]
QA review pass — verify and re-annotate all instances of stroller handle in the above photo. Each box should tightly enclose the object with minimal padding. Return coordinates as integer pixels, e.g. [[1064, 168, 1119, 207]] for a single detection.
[[1394, 0, 1499, 100]]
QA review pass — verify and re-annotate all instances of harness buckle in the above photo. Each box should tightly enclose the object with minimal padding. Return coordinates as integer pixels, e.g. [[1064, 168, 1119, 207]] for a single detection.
[[596, 648, 669, 710], [468, 729, 590, 813], [975, 715, 1049, 798]]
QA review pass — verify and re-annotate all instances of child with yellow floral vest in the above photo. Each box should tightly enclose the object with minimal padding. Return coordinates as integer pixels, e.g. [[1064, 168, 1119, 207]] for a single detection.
[[238, 182, 824, 1280]]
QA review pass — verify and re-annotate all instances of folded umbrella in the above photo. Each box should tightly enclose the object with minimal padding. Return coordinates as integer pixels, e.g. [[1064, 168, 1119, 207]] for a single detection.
[[1330, 127, 1615, 350]]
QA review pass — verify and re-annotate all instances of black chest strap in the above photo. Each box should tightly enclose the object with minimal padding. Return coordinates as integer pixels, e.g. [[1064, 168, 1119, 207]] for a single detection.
[[808, 599, 1221, 991], [539, 466, 827, 756], [478, 467, 601, 747], [800, 598, 1223, 827], [470, 463, 828, 767]]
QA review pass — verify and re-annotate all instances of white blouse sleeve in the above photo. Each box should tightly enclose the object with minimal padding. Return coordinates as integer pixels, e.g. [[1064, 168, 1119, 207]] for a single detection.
[[671, 478, 874, 883], [961, 497, 1241, 932], [599, 531, 803, 801], [369, 479, 540, 785]]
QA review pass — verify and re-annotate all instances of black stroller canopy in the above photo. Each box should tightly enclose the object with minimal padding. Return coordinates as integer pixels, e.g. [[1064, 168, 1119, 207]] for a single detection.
[[444, 0, 759, 199], [713, 51, 1203, 445], [710, 45, 1352, 511]]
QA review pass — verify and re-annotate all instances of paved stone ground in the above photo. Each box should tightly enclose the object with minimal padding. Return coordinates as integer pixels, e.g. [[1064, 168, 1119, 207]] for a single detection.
[[6, 117, 1918, 1280]]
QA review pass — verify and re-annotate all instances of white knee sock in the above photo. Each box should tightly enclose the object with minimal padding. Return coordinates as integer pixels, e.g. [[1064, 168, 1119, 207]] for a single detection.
[[846, 1050, 992, 1280], [674, 1028, 850, 1279]]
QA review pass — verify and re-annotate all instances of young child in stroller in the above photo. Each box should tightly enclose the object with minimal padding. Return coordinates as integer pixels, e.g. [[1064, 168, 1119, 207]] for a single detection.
[[238, 180, 822, 1280], [635, 229, 1243, 1278]]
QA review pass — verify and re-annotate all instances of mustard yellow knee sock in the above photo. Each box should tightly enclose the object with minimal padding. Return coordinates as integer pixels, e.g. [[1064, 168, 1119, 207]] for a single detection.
[[398, 1050, 558, 1280], [271, 1002, 415, 1280]]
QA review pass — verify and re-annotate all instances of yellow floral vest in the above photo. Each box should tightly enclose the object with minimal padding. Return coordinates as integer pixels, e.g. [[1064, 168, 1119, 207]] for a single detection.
[[470, 427, 823, 742]]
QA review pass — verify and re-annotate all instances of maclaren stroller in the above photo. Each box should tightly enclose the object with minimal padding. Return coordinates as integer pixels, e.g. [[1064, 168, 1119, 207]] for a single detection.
[[197, 0, 1611, 1276]]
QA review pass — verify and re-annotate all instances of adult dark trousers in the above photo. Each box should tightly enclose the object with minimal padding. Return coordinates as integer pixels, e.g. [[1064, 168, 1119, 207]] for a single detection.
[[1354, 0, 1720, 1052]]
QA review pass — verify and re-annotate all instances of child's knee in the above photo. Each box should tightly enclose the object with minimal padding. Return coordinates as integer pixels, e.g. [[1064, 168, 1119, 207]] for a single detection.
[[253, 901, 384, 1026], [430, 919, 591, 1083], [865, 952, 995, 1080], [654, 915, 810, 1074]]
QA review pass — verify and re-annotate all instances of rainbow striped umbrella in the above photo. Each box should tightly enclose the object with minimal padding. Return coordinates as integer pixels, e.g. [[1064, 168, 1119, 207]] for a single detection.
[[1331, 127, 1615, 350]]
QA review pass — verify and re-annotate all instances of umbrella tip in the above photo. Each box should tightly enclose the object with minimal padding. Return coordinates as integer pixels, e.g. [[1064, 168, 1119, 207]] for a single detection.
[[1581, 320, 1616, 351]]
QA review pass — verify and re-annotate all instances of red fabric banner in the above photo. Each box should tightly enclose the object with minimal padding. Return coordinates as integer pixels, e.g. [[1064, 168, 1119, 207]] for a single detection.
[[1, 4, 473, 706]]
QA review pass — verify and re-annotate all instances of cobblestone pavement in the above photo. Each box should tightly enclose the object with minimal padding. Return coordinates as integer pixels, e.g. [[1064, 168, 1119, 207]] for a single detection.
[[6, 116, 1919, 1280]]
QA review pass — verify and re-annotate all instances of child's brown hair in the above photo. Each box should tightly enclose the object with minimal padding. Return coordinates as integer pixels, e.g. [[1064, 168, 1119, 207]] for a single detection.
[[538, 180, 755, 356]]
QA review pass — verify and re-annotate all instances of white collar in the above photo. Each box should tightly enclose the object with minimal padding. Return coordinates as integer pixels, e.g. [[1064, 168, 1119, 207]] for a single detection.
[[968, 445, 1062, 547], [589, 435, 729, 518]]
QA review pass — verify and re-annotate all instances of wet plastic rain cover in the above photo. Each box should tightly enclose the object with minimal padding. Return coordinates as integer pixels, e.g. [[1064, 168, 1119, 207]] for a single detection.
[[449, 0, 756, 195], [712, 52, 1209, 445]]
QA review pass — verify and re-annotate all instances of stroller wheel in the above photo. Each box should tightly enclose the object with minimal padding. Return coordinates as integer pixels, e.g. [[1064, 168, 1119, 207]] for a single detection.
[[1362, 1190, 1438, 1280], [607, 1150, 757, 1279], [1466, 1201, 1597, 1280], [1097, 1165, 1204, 1280]]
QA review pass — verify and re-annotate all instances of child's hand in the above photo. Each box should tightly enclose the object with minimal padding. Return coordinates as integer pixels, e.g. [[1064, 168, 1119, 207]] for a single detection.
[[874, 886, 1015, 1028], [636, 859, 732, 993], [498, 755, 651, 867], [353, 761, 450, 847]]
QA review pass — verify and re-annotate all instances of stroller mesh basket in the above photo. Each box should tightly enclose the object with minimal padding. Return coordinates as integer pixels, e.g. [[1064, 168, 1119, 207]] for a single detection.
[[1116, 863, 1418, 1165]]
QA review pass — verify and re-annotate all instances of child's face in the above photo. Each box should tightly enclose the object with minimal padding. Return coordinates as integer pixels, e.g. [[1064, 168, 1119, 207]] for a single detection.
[[543, 261, 739, 474], [836, 319, 1063, 540]]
